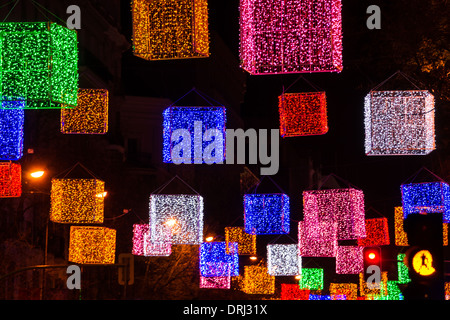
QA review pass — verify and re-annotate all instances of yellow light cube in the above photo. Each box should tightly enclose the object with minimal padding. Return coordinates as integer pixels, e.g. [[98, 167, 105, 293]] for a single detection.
[[131, 0, 210, 60], [61, 89, 108, 134], [50, 178, 105, 223], [69, 226, 116, 264]]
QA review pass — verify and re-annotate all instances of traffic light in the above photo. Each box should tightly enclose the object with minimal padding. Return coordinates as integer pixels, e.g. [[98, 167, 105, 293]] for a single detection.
[[403, 213, 444, 300], [363, 246, 382, 289]]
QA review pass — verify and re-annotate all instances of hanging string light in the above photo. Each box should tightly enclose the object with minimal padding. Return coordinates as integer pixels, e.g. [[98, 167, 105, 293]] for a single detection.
[[50, 178, 105, 224], [0, 22, 78, 109], [329, 283, 358, 300], [131, 0, 210, 60], [239, 0, 342, 75], [0, 162, 21, 198], [61, 89, 108, 134], [199, 242, 239, 277], [244, 193, 290, 235], [267, 244, 301, 276], [241, 264, 275, 295], [224, 227, 256, 255], [132, 224, 172, 256], [357, 218, 390, 246], [359, 271, 388, 298], [199, 275, 231, 289], [149, 194, 204, 245], [364, 90, 435, 155], [162, 106, 226, 164], [303, 188, 366, 240], [298, 268, 324, 291], [298, 221, 338, 257], [280, 284, 309, 300], [68, 226, 116, 264], [401, 181, 450, 222], [279, 92, 328, 137], [0, 100, 25, 160], [335, 246, 363, 274]]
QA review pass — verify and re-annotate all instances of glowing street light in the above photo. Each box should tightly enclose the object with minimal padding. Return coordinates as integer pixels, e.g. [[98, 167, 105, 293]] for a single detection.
[[30, 170, 45, 178]]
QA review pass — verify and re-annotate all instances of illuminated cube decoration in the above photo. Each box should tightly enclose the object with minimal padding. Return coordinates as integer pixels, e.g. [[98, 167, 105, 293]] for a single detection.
[[239, 0, 342, 75], [132, 224, 149, 256], [224, 227, 256, 255], [394, 207, 409, 246], [144, 224, 172, 256], [199, 275, 231, 289], [162, 106, 226, 164], [241, 265, 275, 294], [401, 181, 450, 222], [200, 242, 239, 277], [0, 100, 24, 160], [278, 92, 328, 137], [149, 194, 204, 245], [357, 218, 390, 246], [131, 0, 209, 60], [397, 253, 411, 284], [329, 283, 357, 300], [0, 22, 78, 109], [299, 268, 324, 291], [68, 226, 116, 264], [309, 294, 331, 300], [280, 284, 309, 300], [359, 271, 388, 298], [50, 179, 105, 224], [364, 90, 435, 155], [302, 188, 366, 240], [395, 206, 448, 246], [445, 283, 450, 300], [61, 89, 108, 134], [0, 162, 21, 198], [132, 224, 172, 256], [244, 193, 290, 235], [335, 246, 363, 274], [267, 244, 301, 276], [298, 221, 337, 257]]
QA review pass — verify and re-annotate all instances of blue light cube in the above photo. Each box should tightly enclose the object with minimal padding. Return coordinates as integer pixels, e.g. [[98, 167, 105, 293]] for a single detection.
[[244, 193, 290, 235], [401, 182, 450, 222], [199, 242, 239, 277], [0, 100, 25, 160], [162, 106, 226, 164]]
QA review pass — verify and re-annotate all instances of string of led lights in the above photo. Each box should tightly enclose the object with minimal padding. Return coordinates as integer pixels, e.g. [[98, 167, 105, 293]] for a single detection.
[[50, 178, 105, 224], [68, 226, 116, 264], [0, 21, 78, 109], [279, 92, 328, 137], [0, 162, 21, 198], [199, 242, 239, 277], [149, 194, 204, 245], [61, 89, 108, 134], [267, 244, 301, 276], [364, 90, 435, 155], [131, 0, 210, 60], [239, 0, 342, 75], [163, 106, 226, 164], [0, 100, 24, 160], [244, 193, 290, 235]]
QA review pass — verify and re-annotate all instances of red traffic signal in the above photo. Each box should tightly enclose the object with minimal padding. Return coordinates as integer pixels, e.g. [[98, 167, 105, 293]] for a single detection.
[[364, 247, 381, 264]]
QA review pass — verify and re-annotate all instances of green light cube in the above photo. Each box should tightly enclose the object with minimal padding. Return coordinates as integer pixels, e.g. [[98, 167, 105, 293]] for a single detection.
[[0, 22, 78, 109], [299, 268, 324, 291]]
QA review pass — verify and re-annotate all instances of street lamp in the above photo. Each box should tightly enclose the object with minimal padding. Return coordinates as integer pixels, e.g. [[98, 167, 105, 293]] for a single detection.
[[30, 170, 45, 178]]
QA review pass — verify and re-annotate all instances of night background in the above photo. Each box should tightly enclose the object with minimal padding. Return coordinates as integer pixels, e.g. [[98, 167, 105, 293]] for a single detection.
[[0, 0, 449, 301]]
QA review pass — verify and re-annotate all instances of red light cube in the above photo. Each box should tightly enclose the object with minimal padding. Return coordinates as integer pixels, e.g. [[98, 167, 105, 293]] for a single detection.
[[279, 92, 328, 137], [0, 162, 21, 197]]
